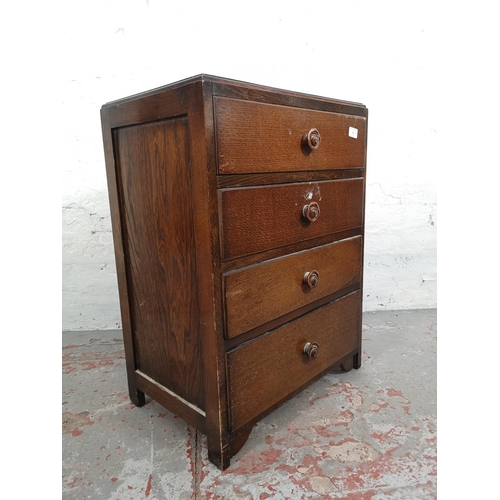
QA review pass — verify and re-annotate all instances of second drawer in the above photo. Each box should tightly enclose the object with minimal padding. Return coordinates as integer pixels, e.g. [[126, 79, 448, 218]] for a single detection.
[[224, 236, 362, 339], [220, 178, 364, 260]]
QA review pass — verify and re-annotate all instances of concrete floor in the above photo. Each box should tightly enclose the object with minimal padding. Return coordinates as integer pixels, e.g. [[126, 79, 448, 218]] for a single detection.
[[62, 309, 437, 499]]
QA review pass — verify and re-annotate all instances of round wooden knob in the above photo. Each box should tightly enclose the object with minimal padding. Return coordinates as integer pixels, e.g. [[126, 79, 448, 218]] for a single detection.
[[303, 342, 319, 359], [302, 202, 320, 222], [303, 270, 320, 289], [303, 128, 321, 150]]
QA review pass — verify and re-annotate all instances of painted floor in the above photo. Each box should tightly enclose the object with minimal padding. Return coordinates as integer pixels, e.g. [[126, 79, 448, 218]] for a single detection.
[[62, 309, 437, 499]]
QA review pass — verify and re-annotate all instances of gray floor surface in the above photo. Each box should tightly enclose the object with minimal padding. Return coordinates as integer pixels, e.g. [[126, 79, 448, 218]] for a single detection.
[[62, 309, 437, 499]]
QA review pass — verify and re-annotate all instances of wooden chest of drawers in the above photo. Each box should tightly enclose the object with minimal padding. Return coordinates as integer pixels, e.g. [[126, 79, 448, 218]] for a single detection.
[[100, 75, 368, 470]]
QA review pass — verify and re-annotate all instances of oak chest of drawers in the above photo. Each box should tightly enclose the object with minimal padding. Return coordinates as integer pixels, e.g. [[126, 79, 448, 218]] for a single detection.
[[100, 75, 368, 470]]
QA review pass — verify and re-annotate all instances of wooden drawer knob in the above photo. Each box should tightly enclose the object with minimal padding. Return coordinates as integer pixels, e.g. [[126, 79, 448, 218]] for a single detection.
[[303, 342, 319, 359], [302, 201, 320, 222], [303, 128, 321, 150], [303, 270, 320, 289]]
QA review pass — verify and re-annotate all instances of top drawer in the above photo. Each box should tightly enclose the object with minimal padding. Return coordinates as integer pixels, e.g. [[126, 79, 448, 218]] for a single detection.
[[215, 97, 366, 174]]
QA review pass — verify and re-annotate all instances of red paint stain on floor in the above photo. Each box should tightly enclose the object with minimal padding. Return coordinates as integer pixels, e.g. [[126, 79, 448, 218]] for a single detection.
[[275, 463, 298, 474], [340, 490, 378, 500], [313, 425, 342, 438], [386, 388, 404, 398], [343, 473, 366, 490], [199, 465, 210, 486], [224, 446, 283, 476], [369, 401, 389, 412], [62, 363, 76, 374], [81, 360, 115, 370], [62, 411, 94, 436], [65, 476, 80, 488], [260, 447, 282, 464], [335, 409, 355, 424], [370, 430, 394, 442], [298, 453, 324, 476], [308, 381, 355, 405], [269, 424, 314, 449], [205, 494, 221, 500], [186, 427, 195, 477], [145, 473, 153, 497]]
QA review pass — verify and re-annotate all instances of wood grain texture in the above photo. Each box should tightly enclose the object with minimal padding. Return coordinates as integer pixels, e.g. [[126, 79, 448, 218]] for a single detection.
[[211, 79, 367, 117], [114, 116, 205, 411], [185, 80, 232, 469], [107, 87, 187, 129], [227, 291, 361, 431], [220, 178, 364, 260], [101, 74, 366, 117], [216, 169, 364, 189], [215, 97, 366, 174], [220, 227, 362, 273], [224, 283, 360, 351], [136, 370, 207, 433], [224, 236, 362, 339], [100, 108, 145, 407]]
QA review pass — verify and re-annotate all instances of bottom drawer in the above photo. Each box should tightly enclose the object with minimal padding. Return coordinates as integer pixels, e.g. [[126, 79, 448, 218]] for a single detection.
[[227, 291, 360, 431]]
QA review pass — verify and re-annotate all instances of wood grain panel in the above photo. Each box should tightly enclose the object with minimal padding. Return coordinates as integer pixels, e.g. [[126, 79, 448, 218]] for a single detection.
[[108, 87, 187, 128], [185, 80, 232, 469], [216, 169, 364, 189], [136, 370, 207, 433], [227, 291, 360, 430], [221, 228, 362, 274], [220, 178, 364, 260], [210, 77, 367, 117], [224, 236, 362, 339], [101, 108, 146, 407], [215, 97, 366, 174], [114, 116, 205, 411]]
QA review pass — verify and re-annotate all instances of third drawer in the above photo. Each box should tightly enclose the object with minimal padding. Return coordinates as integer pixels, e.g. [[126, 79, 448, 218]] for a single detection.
[[224, 235, 362, 339]]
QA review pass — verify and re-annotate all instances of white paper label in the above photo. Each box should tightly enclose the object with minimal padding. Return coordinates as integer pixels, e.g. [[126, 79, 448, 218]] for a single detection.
[[348, 126, 358, 139]]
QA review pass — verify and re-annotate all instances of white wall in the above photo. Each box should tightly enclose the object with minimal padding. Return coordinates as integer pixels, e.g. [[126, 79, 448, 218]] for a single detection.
[[62, 0, 438, 330]]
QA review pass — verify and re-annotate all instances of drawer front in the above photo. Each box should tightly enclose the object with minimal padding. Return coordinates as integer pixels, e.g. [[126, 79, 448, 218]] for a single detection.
[[220, 178, 364, 260], [227, 291, 360, 431], [215, 97, 366, 174], [224, 236, 362, 339]]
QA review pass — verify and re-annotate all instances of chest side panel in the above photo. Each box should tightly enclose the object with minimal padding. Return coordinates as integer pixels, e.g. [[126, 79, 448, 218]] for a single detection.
[[114, 116, 204, 411]]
